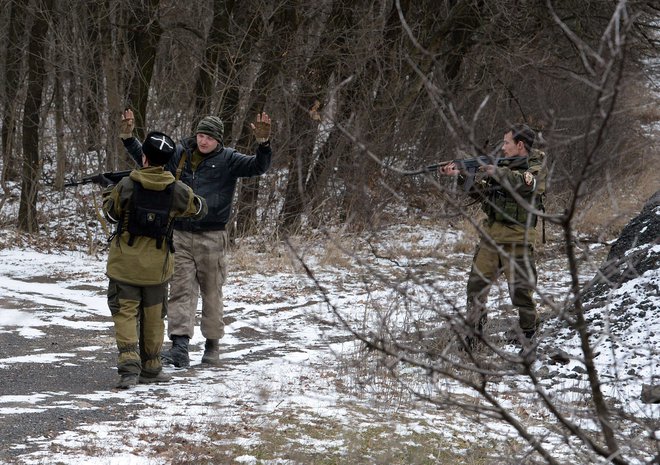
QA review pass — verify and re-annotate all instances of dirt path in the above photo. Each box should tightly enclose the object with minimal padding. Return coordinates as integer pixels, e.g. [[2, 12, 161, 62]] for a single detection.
[[0, 256, 336, 463], [4, 237, 645, 465], [1, 320, 129, 461]]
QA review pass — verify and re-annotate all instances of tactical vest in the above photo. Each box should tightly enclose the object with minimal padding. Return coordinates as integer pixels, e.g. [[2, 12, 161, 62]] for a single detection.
[[484, 175, 544, 227], [120, 181, 175, 250], [482, 156, 545, 228]]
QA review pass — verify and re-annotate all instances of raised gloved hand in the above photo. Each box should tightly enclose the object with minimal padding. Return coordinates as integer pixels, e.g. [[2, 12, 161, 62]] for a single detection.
[[250, 112, 271, 144], [92, 174, 114, 188], [119, 108, 134, 140]]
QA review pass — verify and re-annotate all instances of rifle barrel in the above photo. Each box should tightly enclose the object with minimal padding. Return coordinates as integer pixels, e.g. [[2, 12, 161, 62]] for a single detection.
[[64, 169, 132, 187]]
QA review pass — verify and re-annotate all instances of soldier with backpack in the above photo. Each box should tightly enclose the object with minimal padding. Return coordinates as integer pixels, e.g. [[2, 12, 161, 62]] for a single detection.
[[102, 131, 207, 389]]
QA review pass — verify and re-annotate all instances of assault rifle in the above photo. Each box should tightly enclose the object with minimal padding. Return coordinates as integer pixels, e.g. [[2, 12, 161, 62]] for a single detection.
[[64, 170, 132, 187], [406, 155, 529, 192]]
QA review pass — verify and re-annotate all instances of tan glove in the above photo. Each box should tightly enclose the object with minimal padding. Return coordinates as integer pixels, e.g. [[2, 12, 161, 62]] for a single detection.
[[119, 109, 135, 140], [250, 112, 271, 144]]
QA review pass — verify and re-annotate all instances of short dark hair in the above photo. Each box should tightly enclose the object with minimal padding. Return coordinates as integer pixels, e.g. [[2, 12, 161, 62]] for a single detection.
[[509, 124, 536, 152]]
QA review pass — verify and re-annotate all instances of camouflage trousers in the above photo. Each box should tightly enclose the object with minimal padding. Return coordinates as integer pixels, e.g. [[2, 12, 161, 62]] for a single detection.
[[167, 229, 228, 340], [107, 280, 168, 377], [465, 240, 538, 333]]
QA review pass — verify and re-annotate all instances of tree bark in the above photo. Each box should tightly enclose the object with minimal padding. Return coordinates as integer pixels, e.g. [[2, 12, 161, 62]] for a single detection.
[[101, 0, 127, 171], [54, 68, 66, 191], [234, 2, 300, 236], [1, 1, 27, 186], [18, 0, 53, 233], [192, 0, 236, 132], [125, 0, 162, 141], [277, 0, 351, 234], [83, 1, 104, 154]]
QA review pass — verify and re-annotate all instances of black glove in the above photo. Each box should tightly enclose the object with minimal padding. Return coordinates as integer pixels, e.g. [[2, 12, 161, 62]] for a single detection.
[[93, 174, 114, 188]]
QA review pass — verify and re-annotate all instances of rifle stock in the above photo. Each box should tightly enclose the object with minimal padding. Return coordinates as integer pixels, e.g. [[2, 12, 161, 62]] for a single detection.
[[64, 170, 132, 187]]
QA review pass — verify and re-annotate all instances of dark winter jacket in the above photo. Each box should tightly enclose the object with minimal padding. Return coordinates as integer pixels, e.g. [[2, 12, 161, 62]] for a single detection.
[[123, 136, 272, 232]]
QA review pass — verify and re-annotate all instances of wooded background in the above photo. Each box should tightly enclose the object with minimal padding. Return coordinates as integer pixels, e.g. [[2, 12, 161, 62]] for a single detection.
[[1, 0, 658, 236]]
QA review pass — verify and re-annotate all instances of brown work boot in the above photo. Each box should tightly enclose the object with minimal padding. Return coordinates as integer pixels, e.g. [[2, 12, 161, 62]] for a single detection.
[[201, 339, 221, 365]]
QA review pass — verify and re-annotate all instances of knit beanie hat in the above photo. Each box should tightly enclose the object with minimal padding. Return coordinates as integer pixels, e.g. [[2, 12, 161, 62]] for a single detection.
[[196, 116, 224, 143], [142, 131, 176, 166]]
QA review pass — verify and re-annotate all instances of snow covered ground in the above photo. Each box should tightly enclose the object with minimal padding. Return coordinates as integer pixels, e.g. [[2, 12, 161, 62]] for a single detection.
[[0, 219, 657, 464]]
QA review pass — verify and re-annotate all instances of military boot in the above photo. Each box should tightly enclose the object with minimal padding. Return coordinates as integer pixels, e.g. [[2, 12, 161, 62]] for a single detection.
[[161, 335, 190, 368], [117, 374, 138, 389], [518, 330, 537, 358], [139, 371, 172, 384], [201, 339, 221, 365]]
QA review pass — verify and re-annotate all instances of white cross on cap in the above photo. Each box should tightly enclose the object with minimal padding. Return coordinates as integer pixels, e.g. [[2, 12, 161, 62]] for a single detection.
[[150, 134, 174, 150]]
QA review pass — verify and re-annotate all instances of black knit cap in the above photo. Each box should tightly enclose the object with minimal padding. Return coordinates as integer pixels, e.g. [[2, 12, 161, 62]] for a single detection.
[[196, 116, 224, 143], [142, 131, 176, 166]]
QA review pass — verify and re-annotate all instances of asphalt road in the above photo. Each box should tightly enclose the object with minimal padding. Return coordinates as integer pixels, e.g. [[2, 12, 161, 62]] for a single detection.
[[0, 323, 144, 462]]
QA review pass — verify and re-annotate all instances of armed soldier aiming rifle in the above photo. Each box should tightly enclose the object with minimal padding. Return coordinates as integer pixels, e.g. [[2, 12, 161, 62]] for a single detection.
[[431, 124, 547, 355]]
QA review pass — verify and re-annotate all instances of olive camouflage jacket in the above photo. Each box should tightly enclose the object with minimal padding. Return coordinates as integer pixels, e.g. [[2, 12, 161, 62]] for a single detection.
[[102, 166, 207, 286]]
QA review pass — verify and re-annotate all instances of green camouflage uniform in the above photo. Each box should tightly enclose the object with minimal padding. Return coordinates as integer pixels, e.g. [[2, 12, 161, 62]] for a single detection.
[[465, 149, 546, 335], [102, 167, 206, 378]]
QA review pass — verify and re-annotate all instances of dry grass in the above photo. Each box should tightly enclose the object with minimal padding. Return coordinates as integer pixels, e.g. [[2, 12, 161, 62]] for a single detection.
[[571, 84, 660, 239], [573, 163, 660, 240], [149, 404, 501, 465], [317, 235, 359, 268], [450, 217, 480, 254], [230, 237, 303, 274]]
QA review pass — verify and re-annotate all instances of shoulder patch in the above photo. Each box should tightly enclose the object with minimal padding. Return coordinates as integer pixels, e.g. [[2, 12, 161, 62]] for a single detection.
[[524, 171, 534, 186]]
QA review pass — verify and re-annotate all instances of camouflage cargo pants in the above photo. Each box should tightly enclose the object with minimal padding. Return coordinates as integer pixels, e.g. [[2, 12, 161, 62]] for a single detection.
[[465, 240, 538, 333], [167, 229, 228, 340], [107, 280, 168, 377]]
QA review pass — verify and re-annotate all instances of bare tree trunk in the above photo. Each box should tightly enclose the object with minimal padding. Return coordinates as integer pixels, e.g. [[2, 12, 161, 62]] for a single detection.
[[101, 0, 127, 170], [438, 0, 486, 89], [234, 2, 300, 236], [53, 69, 66, 190], [278, 108, 319, 234], [83, 1, 104, 155], [18, 0, 53, 233], [277, 0, 352, 234], [192, 0, 236, 131], [51, 0, 66, 190], [125, 0, 162, 141], [1, 1, 27, 186]]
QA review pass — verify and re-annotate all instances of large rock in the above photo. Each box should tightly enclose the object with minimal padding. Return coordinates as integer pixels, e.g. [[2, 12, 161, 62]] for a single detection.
[[579, 191, 660, 405], [584, 191, 660, 300], [607, 190, 660, 263], [641, 384, 660, 404]]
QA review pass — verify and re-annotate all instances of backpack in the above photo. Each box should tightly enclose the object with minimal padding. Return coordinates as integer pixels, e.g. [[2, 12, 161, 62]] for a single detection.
[[121, 181, 176, 251]]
